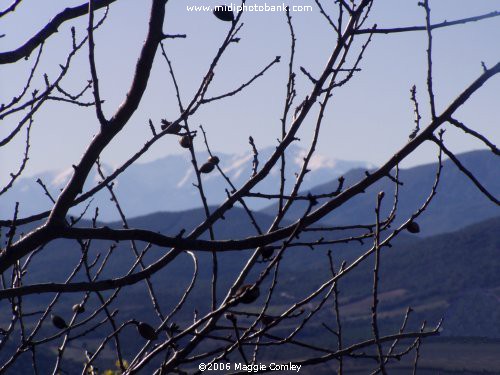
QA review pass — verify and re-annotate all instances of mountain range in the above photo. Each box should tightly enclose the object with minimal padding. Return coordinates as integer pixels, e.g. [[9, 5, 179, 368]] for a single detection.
[[265, 149, 499, 236], [0, 144, 373, 221]]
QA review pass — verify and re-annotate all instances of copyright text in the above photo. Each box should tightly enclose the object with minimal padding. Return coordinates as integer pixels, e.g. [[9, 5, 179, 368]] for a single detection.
[[198, 361, 302, 372]]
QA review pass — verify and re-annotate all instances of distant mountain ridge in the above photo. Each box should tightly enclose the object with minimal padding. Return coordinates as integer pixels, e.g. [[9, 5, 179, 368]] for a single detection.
[[0, 144, 373, 221], [2, 149, 497, 236], [262, 149, 499, 236]]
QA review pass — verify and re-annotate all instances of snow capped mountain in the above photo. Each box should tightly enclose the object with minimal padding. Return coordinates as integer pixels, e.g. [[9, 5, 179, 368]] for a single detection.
[[1, 145, 374, 221]]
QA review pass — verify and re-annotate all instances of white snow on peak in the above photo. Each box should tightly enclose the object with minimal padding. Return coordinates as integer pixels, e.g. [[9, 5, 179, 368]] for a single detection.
[[51, 168, 73, 187], [222, 153, 253, 173], [221, 152, 254, 180], [294, 150, 338, 170], [177, 168, 194, 188]]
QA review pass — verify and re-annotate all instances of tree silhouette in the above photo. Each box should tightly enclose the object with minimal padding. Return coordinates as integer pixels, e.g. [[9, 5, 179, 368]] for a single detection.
[[1, 0, 499, 373]]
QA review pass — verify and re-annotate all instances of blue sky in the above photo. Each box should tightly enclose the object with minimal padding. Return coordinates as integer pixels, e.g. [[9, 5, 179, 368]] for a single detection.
[[1, 0, 499, 182]]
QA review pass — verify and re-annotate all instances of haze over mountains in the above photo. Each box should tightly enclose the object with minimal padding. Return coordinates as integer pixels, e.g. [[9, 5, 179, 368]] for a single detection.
[[2, 147, 497, 235], [1, 144, 373, 221]]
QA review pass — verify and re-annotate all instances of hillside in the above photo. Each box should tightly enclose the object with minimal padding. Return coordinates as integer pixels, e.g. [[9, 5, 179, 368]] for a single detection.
[[4, 206, 499, 373], [2, 148, 498, 373], [262, 149, 499, 236]]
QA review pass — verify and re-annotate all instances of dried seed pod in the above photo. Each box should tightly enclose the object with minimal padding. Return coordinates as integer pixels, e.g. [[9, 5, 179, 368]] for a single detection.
[[259, 246, 274, 260], [213, 6, 234, 22], [72, 304, 85, 314], [51, 314, 68, 329], [137, 322, 158, 341], [199, 161, 215, 174], [208, 155, 220, 165], [179, 135, 191, 148], [406, 221, 420, 234], [234, 284, 260, 304], [161, 120, 182, 134]]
